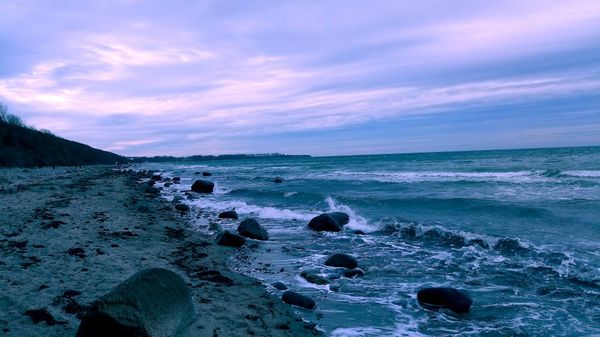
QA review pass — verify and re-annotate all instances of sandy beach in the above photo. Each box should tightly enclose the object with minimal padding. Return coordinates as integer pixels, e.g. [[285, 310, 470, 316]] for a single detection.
[[0, 166, 320, 336]]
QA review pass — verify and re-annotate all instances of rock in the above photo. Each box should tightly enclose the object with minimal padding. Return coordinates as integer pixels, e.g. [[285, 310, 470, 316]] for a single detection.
[[191, 180, 214, 193], [300, 271, 329, 285], [150, 175, 162, 181], [172, 177, 181, 182], [174, 203, 190, 212], [172, 195, 185, 203], [282, 291, 316, 310], [237, 218, 269, 240], [76, 268, 195, 337], [202, 171, 212, 176], [218, 210, 238, 219], [350, 229, 365, 235], [271, 282, 288, 290], [307, 212, 349, 232], [216, 230, 246, 248], [417, 287, 472, 314], [144, 184, 160, 195], [24, 308, 66, 326], [343, 269, 364, 278], [273, 176, 284, 183], [325, 253, 357, 269]]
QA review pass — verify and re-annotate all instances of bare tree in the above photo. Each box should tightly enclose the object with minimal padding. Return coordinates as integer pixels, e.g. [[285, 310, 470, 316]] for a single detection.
[[0, 102, 25, 126]]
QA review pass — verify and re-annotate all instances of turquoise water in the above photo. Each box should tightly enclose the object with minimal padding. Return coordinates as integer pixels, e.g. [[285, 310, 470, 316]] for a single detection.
[[140, 146, 600, 336]]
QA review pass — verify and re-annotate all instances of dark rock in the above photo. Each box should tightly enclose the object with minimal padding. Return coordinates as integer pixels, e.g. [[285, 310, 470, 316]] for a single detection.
[[274, 322, 290, 330], [67, 247, 86, 258], [343, 269, 364, 278], [307, 212, 349, 232], [76, 268, 195, 337], [202, 171, 212, 176], [218, 210, 238, 219], [325, 253, 357, 269], [144, 184, 159, 195], [8, 240, 27, 250], [282, 291, 316, 310], [271, 282, 288, 290], [417, 287, 472, 314], [237, 218, 269, 240], [172, 177, 181, 182], [300, 271, 329, 285], [172, 195, 185, 203], [193, 270, 234, 286], [216, 230, 246, 247], [174, 203, 190, 212], [273, 176, 284, 183], [24, 308, 66, 326], [150, 174, 162, 181], [191, 180, 214, 193]]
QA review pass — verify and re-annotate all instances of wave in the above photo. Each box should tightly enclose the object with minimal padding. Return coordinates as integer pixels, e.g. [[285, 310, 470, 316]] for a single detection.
[[304, 169, 600, 184], [380, 221, 599, 287]]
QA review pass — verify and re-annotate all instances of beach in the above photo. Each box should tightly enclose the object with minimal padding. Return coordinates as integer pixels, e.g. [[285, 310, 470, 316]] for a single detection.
[[0, 166, 320, 336]]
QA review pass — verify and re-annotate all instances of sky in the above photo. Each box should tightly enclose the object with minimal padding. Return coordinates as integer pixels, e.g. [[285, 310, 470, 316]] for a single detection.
[[1, 0, 599, 156]]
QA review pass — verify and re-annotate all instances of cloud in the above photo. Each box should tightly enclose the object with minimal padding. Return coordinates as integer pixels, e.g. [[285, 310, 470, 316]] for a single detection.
[[0, 0, 599, 155]]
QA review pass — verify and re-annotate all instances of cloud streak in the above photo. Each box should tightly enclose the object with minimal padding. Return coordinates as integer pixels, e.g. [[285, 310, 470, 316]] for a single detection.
[[0, 0, 599, 155]]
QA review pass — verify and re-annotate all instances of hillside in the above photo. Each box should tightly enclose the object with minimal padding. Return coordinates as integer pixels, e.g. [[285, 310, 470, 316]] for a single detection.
[[0, 121, 125, 167]]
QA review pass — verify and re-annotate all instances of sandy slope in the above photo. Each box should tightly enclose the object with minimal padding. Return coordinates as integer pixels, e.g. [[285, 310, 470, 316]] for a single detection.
[[0, 166, 319, 336]]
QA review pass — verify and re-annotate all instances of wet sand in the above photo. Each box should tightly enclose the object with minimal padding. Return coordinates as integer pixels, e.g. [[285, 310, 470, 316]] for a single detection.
[[0, 166, 319, 336]]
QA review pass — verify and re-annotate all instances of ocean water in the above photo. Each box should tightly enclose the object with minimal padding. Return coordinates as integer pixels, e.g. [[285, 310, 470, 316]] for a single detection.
[[137, 146, 600, 336]]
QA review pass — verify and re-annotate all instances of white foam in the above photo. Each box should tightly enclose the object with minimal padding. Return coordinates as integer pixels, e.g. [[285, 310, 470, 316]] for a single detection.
[[325, 197, 377, 233], [564, 170, 600, 178], [309, 170, 554, 184], [189, 197, 317, 221]]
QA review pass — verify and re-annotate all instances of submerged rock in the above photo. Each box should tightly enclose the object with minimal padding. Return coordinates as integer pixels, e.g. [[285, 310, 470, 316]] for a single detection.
[[191, 179, 214, 193], [218, 210, 238, 219], [282, 291, 316, 310], [271, 282, 288, 290], [273, 176, 284, 183], [325, 253, 357, 269], [237, 218, 269, 240], [417, 287, 472, 314], [76, 268, 195, 337], [174, 203, 190, 212], [343, 269, 365, 278], [307, 212, 349, 232], [300, 271, 329, 285], [202, 171, 212, 176], [216, 230, 246, 247]]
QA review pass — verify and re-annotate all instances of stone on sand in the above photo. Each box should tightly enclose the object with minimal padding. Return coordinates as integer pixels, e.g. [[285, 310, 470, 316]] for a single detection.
[[76, 268, 195, 337], [282, 291, 316, 310], [216, 230, 246, 247], [237, 218, 269, 240]]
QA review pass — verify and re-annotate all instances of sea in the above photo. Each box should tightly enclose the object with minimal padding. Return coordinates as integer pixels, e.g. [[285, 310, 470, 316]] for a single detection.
[[135, 146, 600, 336]]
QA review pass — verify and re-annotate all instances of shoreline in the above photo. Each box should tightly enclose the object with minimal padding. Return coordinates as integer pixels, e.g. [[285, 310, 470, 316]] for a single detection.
[[0, 166, 320, 336]]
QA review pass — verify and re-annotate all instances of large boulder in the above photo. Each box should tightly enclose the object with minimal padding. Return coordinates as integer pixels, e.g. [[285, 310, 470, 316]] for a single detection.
[[325, 253, 357, 269], [218, 210, 238, 219], [191, 180, 214, 193], [282, 291, 316, 310], [216, 230, 246, 248], [76, 268, 195, 337], [417, 287, 472, 314], [237, 218, 269, 240], [307, 212, 349, 232]]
